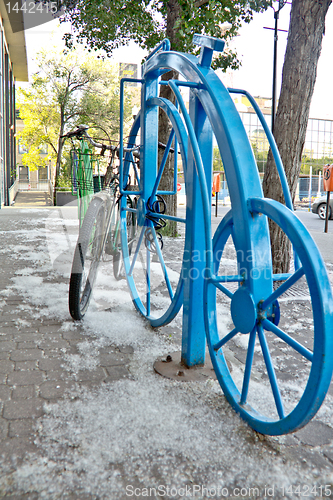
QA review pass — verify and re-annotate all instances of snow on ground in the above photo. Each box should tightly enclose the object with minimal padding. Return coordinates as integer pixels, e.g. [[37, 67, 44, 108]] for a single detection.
[[0, 208, 333, 499], [1, 379, 304, 499]]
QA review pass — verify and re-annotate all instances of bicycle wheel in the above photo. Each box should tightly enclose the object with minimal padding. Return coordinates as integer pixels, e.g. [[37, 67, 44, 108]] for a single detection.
[[120, 104, 189, 327], [113, 196, 136, 280], [69, 192, 112, 320], [205, 199, 333, 435]]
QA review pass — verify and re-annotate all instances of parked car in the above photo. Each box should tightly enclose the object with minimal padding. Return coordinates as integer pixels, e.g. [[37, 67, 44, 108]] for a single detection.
[[311, 196, 333, 220]]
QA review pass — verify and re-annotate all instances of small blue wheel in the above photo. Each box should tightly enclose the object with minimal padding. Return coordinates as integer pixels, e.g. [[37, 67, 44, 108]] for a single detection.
[[205, 199, 333, 435], [120, 104, 189, 327]]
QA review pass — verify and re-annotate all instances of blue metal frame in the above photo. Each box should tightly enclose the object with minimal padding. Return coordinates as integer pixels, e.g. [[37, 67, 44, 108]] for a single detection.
[[227, 88, 293, 210], [117, 34, 333, 435], [120, 96, 189, 327], [119, 78, 144, 196]]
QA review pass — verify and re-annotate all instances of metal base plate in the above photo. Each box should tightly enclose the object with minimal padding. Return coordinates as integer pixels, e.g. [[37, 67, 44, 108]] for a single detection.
[[154, 351, 217, 382]]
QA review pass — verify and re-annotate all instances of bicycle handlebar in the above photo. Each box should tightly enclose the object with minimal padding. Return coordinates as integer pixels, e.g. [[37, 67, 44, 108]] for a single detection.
[[61, 125, 139, 155], [62, 125, 175, 158]]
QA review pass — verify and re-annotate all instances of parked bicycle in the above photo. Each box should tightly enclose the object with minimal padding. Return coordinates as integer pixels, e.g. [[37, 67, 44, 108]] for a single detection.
[[64, 125, 139, 320], [66, 126, 171, 320], [62, 125, 106, 226]]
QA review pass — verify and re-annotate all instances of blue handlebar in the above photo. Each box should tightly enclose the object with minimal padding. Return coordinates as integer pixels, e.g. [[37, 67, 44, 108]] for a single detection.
[[146, 39, 170, 61], [228, 88, 294, 211]]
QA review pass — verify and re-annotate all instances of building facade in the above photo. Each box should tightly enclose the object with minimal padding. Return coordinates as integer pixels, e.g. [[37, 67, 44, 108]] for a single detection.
[[0, 1, 28, 206], [232, 96, 333, 200], [16, 112, 51, 192]]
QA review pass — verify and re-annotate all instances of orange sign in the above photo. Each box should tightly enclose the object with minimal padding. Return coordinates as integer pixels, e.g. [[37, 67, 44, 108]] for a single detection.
[[213, 173, 221, 193], [323, 165, 333, 192]]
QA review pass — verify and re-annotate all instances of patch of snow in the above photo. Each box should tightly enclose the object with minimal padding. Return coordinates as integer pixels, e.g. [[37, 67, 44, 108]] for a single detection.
[[1, 202, 332, 500]]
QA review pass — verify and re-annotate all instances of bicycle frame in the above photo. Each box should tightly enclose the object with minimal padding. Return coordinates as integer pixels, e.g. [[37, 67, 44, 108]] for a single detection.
[[71, 137, 103, 226]]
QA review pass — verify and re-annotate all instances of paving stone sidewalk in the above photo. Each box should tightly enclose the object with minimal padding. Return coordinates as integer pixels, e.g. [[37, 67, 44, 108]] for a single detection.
[[0, 208, 135, 486], [13, 191, 53, 207], [0, 206, 333, 499]]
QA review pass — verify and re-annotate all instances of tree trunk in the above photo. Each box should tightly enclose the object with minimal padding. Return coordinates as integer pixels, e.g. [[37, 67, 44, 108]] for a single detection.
[[158, 70, 178, 236], [157, 0, 182, 237], [55, 137, 64, 180], [54, 116, 65, 204], [263, 0, 331, 273]]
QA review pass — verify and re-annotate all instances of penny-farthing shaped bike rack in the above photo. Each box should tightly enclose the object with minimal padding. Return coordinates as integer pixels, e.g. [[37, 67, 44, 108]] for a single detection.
[[119, 35, 333, 435]]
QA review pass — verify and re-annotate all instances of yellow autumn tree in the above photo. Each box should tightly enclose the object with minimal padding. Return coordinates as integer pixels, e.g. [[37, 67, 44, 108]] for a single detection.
[[17, 45, 134, 189]]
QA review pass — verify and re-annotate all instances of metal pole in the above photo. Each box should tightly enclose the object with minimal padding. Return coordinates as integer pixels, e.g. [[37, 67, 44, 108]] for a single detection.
[[272, 9, 279, 133], [271, 1, 288, 132], [318, 170, 322, 198], [308, 165, 312, 212], [181, 92, 213, 367], [324, 191, 330, 233]]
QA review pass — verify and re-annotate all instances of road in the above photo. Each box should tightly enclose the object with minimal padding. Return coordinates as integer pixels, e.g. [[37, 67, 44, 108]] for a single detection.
[[178, 204, 333, 267], [287, 208, 333, 267]]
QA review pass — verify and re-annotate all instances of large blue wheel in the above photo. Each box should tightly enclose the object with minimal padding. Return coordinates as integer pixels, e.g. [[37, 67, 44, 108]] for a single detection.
[[120, 104, 189, 327], [205, 199, 333, 435]]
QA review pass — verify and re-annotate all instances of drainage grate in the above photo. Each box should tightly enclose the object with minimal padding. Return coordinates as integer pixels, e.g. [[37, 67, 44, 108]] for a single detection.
[[273, 278, 310, 301], [219, 277, 311, 301]]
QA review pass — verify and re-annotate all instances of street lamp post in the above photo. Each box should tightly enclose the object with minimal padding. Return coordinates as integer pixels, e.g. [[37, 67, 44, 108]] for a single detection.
[[267, 0, 288, 133]]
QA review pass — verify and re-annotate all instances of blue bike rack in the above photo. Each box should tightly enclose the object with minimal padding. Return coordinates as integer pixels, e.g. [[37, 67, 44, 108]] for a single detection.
[[118, 34, 333, 435]]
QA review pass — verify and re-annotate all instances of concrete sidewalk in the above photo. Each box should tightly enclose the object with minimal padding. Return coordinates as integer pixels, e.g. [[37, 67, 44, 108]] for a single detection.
[[0, 206, 332, 499], [13, 191, 53, 207]]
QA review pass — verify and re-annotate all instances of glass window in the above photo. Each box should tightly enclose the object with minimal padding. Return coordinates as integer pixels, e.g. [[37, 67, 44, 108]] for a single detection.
[[319, 120, 326, 132], [19, 165, 28, 180], [18, 141, 28, 154], [38, 166, 48, 180]]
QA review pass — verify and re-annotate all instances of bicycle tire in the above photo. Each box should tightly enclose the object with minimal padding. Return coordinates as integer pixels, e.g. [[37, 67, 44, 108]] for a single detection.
[[69, 193, 112, 320], [205, 201, 333, 435], [113, 196, 136, 280]]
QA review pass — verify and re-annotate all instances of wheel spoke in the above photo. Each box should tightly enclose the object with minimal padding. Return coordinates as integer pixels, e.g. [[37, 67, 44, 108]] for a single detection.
[[212, 274, 243, 283], [257, 325, 285, 419], [128, 225, 146, 276], [261, 266, 305, 310], [130, 154, 140, 185], [273, 273, 292, 281], [212, 281, 234, 299], [151, 129, 175, 199], [213, 327, 238, 351], [123, 150, 140, 187], [151, 226, 174, 300], [210, 275, 242, 300], [146, 247, 151, 316], [262, 318, 313, 361], [158, 213, 186, 224], [240, 327, 257, 405]]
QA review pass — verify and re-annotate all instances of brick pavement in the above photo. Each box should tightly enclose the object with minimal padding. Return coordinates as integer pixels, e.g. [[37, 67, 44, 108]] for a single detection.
[[0, 208, 134, 481], [0, 206, 333, 499]]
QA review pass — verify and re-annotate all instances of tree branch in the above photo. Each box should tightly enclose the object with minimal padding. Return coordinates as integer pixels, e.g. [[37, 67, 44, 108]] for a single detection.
[[195, 0, 209, 7]]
